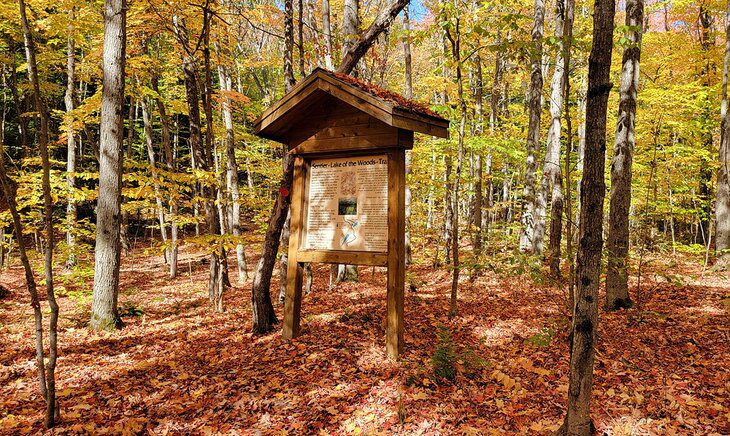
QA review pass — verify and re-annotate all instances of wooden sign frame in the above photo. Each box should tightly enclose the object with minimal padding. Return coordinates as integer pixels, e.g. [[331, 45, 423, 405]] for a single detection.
[[283, 149, 405, 358], [253, 68, 449, 359]]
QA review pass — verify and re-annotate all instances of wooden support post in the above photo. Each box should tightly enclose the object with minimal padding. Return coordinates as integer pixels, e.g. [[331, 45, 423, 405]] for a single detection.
[[283, 156, 306, 339], [386, 149, 406, 358]]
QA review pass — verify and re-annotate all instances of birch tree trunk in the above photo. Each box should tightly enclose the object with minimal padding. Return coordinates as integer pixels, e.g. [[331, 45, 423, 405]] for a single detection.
[[559, 0, 615, 432], [141, 98, 170, 263], [322, 0, 333, 69], [65, 11, 77, 268], [404, 6, 413, 264], [403, 6, 413, 99], [605, 0, 643, 310], [218, 63, 248, 282], [717, 0, 730, 265], [534, 0, 568, 263], [342, 0, 359, 60], [519, 0, 545, 253], [90, 0, 125, 332]]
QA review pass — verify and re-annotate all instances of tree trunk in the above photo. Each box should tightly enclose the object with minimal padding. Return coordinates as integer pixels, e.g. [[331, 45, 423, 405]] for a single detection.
[[65, 11, 77, 268], [279, 209, 291, 304], [0, 141, 51, 425], [337, 0, 410, 75], [717, 0, 730, 265], [698, 6, 713, 247], [218, 63, 248, 282], [342, 0, 359, 60], [403, 6, 413, 99], [19, 0, 59, 425], [445, 0, 465, 316], [403, 6, 413, 265], [534, 0, 569, 266], [285, 0, 296, 90], [563, 0, 576, 305], [559, 0, 615, 433], [298, 0, 305, 77], [151, 76, 178, 278], [322, 0, 333, 70], [91, 0, 126, 333], [141, 97, 170, 263], [202, 7, 226, 312], [605, 0, 643, 310], [251, 153, 294, 333], [519, 0, 545, 254], [472, 54, 484, 259]]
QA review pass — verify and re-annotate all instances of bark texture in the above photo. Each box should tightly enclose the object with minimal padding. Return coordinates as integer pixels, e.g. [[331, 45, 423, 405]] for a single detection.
[[519, 0, 545, 253], [284, 0, 296, 90], [218, 63, 248, 282], [337, 0, 410, 75], [90, 0, 126, 331], [559, 0, 615, 432], [534, 0, 568, 267], [322, 0, 333, 69], [251, 153, 294, 333], [717, 0, 730, 265], [19, 0, 59, 425], [605, 0, 643, 310], [65, 12, 77, 267]]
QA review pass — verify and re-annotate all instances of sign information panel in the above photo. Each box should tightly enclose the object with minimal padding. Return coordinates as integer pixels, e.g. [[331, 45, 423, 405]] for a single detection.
[[302, 155, 388, 252]]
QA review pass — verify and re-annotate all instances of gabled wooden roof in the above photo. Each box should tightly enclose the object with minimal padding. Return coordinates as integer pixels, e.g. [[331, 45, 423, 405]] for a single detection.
[[253, 68, 449, 143]]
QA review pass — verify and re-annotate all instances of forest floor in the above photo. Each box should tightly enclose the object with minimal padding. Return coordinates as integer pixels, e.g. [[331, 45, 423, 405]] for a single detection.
[[0, 239, 728, 435]]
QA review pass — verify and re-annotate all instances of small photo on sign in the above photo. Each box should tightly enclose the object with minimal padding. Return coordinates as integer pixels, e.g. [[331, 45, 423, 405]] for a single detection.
[[338, 198, 357, 215]]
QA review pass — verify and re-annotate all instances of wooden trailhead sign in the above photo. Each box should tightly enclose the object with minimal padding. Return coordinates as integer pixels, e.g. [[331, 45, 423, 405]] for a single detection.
[[254, 68, 449, 358]]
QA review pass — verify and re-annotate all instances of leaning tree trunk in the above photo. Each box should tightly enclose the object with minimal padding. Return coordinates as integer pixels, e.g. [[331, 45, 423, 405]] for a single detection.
[[717, 0, 730, 265], [18, 0, 59, 425], [251, 153, 294, 333], [91, 0, 126, 332], [519, 0, 545, 254], [336, 0, 410, 75], [534, 0, 569, 266], [0, 142, 51, 425], [559, 0, 615, 433], [65, 11, 77, 268], [605, 0, 643, 310]]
